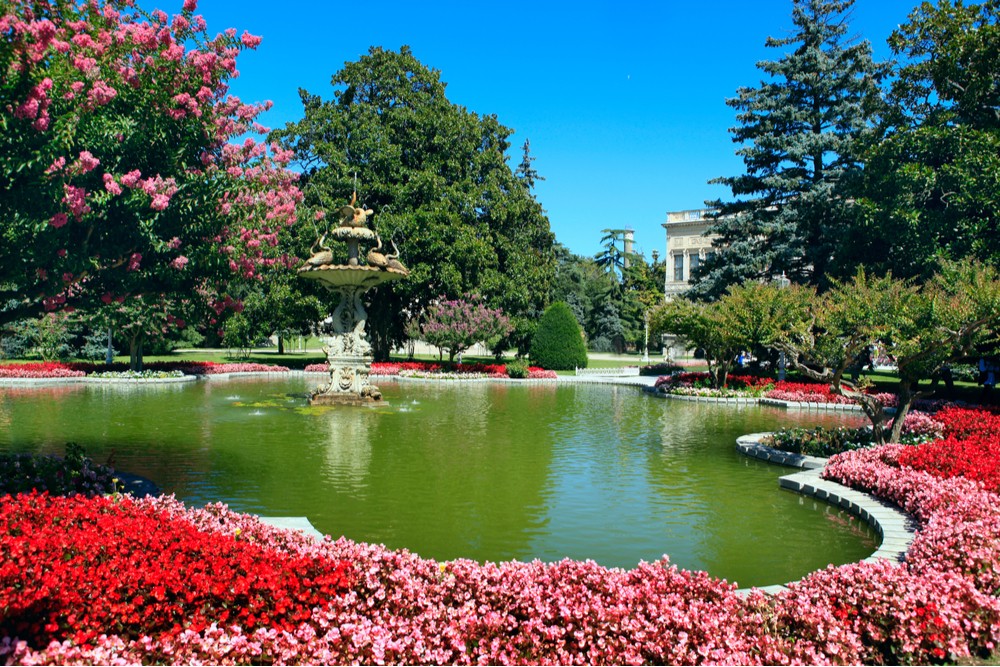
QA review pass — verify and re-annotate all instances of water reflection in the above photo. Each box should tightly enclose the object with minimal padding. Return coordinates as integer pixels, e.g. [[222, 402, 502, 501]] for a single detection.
[[0, 378, 876, 586], [316, 405, 373, 492]]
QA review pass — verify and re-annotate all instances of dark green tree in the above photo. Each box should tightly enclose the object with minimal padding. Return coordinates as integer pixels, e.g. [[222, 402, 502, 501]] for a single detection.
[[515, 139, 545, 191], [530, 301, 588, 370], [272, 46, 555, 360], [691, 0, 884, 299], [840, 0, 1000, 280]]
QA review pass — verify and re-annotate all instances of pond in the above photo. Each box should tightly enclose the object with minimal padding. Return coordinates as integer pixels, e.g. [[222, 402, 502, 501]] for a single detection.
[[0, 377, 876, 588]]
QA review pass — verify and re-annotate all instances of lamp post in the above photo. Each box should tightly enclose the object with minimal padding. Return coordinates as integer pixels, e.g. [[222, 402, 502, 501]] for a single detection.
[[642, 310, 650, 364], [774, 271, 791, 381]]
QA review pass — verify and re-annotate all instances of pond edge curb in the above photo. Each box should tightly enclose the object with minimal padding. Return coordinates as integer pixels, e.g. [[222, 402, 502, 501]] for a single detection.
[[735, 433, 918, 595]]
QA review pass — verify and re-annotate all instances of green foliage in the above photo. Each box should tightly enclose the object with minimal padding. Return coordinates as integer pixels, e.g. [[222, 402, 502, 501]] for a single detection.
[[222, 312, 256, 360], [0, 443, 116, 497], [273, 46, 555, 360], [530, 302, 588, 370], [774, 262, 1000, 443], [840, 0, 1000, 280], [765, 427, 877, 457], [588, 301, 626, 353], [692, 0, 885, 298], [651, 280, 812, 387], [504, 359, 530, 379], [13, 314, 75, 361]]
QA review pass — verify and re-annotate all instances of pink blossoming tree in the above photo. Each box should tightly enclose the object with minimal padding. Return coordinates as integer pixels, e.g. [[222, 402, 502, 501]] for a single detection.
[[0, 0, 302, 368], [417, 295, 512, 366]]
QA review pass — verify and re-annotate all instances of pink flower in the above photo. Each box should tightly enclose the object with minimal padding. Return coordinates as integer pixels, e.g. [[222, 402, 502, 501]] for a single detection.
[[182, 0, 198, 10], [49, 212, 68, 228], [150, 193, 170, 210], [240, 31, 262, 48], [62, 184, 90, 220], [76, 151, 100, 173], [103, 173, 122, 195], [120, 169, 142, 188], [101, 292, 113, 304], [45, 157, 66, 175], [127, 253, 142, 271], [57, 249, 66, 258], [314, 210, 325, 221], [87, 80, 118, 106], [170, 256, 189, 270]]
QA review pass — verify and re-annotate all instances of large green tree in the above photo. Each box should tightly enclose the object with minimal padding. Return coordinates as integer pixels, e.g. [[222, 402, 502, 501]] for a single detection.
[[691, 0, 884, 299], [840, 0, 1000, 280], [273, 46, 555, 360]]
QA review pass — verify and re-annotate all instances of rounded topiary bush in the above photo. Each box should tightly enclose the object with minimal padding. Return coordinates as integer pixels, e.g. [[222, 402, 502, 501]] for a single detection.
[[530, 302, 588, 370]]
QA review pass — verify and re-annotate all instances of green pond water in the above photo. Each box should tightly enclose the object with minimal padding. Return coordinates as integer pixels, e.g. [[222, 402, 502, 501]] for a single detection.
[[0, 377, 877, 588]]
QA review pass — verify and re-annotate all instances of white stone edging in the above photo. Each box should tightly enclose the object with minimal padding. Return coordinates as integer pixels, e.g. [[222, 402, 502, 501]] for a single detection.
[[735, 433, 917, 595]]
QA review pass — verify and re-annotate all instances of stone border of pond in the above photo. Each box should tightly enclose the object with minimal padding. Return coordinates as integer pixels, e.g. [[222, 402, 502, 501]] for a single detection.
[[734, 433, 917, 594]]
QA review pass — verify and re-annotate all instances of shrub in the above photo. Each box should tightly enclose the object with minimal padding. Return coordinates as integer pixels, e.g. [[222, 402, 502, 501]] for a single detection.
[[0, 443, 116, 497], [530, 302, 588, 370], [640, 362, 682, 377], [505, 359, 529, 379]]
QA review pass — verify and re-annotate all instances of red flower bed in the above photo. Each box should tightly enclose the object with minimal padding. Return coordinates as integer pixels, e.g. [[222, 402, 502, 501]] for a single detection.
[[0, 362, 85, 378], [370, 361, 554, 379], [898, 435, 1000, 493], [654, 371, 773, 390], [896, 406, 1000, 492], [0, 493, 352, 648]]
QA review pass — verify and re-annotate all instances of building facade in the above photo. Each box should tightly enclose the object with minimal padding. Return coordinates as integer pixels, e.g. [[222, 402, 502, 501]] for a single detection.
[[662, 208, 719, 299]]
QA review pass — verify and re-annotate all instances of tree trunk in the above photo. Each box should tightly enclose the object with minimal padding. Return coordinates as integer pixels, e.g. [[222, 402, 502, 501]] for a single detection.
[[129, 333, 144, 371], [277, 334, 284, 355]]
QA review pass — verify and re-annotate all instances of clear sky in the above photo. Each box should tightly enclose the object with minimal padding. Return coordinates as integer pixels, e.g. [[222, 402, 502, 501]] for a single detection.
[[194, 0, 918, 259]]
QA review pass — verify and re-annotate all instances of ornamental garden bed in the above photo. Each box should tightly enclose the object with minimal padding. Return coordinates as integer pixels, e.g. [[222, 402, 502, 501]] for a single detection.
[[0, 397, 998, 663], [0, 360, 558, 382]]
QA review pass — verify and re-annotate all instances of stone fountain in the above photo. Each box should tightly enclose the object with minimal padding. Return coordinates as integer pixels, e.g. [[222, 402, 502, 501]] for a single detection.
[[298, 197, 408, 405]]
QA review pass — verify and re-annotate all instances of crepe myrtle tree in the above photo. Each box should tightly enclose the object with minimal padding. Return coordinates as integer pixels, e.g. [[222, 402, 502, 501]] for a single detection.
[[416, 295, 512, 367], [769, 263, 1000, 444], [0, 0, 302, 368]]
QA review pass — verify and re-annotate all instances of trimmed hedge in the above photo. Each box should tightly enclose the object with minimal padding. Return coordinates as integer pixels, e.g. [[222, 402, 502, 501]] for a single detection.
[[529, 302, 588, 370]]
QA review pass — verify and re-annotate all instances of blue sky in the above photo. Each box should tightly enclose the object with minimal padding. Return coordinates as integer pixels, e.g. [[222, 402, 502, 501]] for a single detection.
[[196, 0, 917, 259]]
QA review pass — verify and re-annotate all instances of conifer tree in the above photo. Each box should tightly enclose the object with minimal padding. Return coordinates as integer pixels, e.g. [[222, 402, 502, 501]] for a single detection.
[[514, 139, 545, 191], [690, 0, 884, 299]]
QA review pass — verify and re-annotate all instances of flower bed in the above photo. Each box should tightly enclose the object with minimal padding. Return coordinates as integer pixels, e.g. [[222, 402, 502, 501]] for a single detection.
[[0, 362, 85, 379], [3, 401, 1000, 664], [765, 411, 945, 457], [764, 380, 898, 407], [896, 406, 1000, 493], [370, 361, 556, 380], [654, 372, 774, 397]]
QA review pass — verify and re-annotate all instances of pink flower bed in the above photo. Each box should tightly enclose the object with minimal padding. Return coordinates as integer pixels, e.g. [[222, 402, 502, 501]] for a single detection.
[[3, 430, 1000, 664]]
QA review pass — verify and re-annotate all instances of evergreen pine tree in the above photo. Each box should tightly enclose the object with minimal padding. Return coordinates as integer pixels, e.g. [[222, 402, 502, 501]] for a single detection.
[[690, 0, 884, 299], [515, 139, 545, 191]]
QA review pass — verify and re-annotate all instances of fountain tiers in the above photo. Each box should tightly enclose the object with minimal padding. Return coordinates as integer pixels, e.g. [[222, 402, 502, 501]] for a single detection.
[[297, 224, 407, 406]]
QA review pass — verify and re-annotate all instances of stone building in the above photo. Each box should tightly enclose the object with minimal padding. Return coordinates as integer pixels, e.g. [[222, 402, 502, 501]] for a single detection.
[[662, 208, 719, 299]]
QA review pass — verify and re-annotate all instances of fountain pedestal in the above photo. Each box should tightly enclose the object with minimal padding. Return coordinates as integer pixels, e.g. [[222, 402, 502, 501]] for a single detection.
[[298, 225, 407, 405]]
